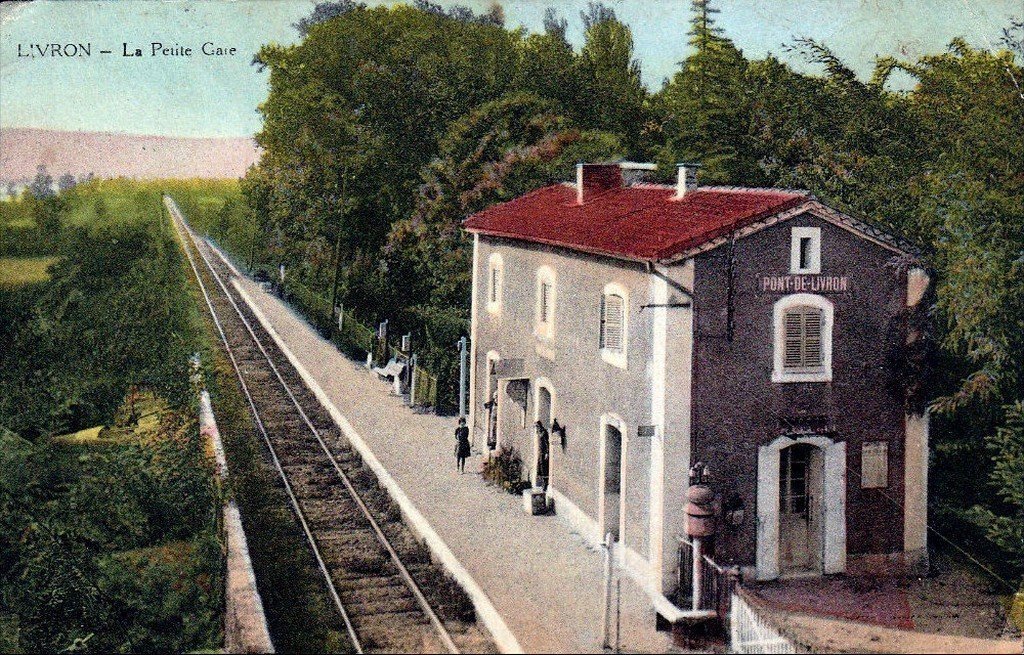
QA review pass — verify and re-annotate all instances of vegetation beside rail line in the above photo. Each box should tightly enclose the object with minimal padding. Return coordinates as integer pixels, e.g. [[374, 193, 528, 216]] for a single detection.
[[0, 181, 223, 653]]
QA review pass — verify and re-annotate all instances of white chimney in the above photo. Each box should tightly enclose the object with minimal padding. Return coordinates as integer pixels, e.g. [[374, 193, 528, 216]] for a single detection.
[[576, 162, 584, 204], [674, 162, 701, 199]]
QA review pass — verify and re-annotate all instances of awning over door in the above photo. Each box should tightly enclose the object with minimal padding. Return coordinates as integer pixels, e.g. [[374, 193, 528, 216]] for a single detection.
[[493, 357, 524, 378]]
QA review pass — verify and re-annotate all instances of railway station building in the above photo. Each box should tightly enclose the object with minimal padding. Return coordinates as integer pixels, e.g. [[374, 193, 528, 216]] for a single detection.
[[464, 162, 930, 597]]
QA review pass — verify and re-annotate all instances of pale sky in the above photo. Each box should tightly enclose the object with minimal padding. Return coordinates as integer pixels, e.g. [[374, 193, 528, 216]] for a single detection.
[[0, 0, 1019, 137]]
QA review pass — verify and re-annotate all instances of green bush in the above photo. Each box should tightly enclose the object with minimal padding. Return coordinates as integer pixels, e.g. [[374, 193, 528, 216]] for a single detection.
[[0, 405, 221, 653], [482, 444, 530, 494]]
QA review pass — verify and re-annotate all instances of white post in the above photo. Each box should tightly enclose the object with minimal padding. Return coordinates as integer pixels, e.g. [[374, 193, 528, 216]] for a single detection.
[[615, 576, 622, 654], [692, 536, 703, 611], [458, 336, 468, 418], [602, 532, 613, 649], [409, 354, 418, 406], [337, 303, 344, 332]]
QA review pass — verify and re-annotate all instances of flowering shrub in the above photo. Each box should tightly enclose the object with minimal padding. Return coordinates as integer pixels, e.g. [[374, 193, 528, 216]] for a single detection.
[[481, 444, 530, 494]]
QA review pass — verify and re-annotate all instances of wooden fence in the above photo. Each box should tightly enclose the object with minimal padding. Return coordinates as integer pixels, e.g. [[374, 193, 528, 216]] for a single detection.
[[677, 538, 805, 653], [264, 272, 439, 409], [730, 589, 802, 654]]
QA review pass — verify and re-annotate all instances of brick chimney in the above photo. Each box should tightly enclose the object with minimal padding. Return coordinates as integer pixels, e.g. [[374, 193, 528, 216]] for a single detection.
[[674, 162, 702, 199], [576, 163, 624, 204]]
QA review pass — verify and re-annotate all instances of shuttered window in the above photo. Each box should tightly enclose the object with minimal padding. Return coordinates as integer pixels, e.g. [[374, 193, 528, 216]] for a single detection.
[[600, 294, 625, 352], [540, 281, 552, 323], [535, 267, 555, 339], [861, 441, 888, 488], [783, 306, 823, 372], [489, 264, 501, 304], [486, 253, 503, 313]]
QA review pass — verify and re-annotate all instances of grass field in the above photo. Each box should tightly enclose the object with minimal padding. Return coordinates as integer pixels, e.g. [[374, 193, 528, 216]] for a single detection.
[[0, 256, 59, 287]]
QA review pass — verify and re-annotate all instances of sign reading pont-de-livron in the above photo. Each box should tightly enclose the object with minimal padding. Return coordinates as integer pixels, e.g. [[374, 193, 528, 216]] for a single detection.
[[759, 274, 850, 293]]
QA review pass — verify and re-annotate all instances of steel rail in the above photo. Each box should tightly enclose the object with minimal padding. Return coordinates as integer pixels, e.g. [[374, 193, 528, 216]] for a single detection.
[[170, 199, 460, 654], [167, 199, 365, 652]]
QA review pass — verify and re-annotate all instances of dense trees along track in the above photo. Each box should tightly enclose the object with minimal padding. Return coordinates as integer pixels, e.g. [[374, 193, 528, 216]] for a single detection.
[[168, 198, 495, 654]]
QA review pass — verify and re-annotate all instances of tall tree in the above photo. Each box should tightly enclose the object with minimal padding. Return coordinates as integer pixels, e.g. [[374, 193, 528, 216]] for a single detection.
[[28, 165, 54, 199], [575, 3, 649, 156], [654, 0, 752, 183], [517, 9, 580, 120], [57, 173, 76, 194], [381, 93, 621, 409]]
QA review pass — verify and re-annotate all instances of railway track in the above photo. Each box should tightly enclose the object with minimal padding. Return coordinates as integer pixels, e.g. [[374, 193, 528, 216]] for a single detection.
[[167, 198, 495, 654]]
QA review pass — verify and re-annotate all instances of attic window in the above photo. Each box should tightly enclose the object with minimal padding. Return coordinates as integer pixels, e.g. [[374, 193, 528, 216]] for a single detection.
[[790, 227, 821, 274]]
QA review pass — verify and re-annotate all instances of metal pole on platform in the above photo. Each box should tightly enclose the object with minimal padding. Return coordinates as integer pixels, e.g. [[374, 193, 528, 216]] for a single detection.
[[328, 163, 348, 340], [692, 536, 703, 611], [458, 336, 468, 418], [409, 354, 417, 406], [601, 532, 613, 650], [615, 576, 621, 654]]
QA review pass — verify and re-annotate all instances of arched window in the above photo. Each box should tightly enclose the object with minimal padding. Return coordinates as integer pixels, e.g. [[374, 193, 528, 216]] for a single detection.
[[783, 306, 822, 370], [487, 252, 503, 314], [773, 294, 833, 382], [600, 282, 628, 369]]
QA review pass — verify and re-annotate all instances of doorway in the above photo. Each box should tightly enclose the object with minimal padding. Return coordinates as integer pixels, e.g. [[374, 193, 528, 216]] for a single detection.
[[535, 385, 553, 489], [484, 355, 499, 451], [778, 443, 824, 574], [497, 378, 529, 460], [602, 422, 623, 541]]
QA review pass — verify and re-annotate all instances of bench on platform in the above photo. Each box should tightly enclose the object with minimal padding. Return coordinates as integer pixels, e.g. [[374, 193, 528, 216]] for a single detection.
[[373, 358, 406, 381]]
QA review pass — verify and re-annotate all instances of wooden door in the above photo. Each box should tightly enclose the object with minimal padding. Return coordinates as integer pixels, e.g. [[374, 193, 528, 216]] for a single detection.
[[779, 444, 813, 572]]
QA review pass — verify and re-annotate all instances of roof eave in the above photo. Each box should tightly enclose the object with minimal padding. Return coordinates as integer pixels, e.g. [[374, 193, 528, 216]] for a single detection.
[[465, 227, 655, 264], [657, 199, 924, 264]]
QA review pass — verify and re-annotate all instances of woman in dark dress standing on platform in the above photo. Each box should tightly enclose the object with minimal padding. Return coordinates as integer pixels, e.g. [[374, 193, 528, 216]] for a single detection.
[[455, 417, 471, 473]]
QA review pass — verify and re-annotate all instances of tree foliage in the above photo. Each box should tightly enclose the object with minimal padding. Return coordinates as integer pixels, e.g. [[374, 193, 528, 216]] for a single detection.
[[0, 183, 203, 438]]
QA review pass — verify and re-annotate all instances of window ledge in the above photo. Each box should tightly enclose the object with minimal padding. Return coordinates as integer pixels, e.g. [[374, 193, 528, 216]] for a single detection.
[[772, 370, 832, 383], [536, 342, 555, 361], [601, 348, 627, 370]]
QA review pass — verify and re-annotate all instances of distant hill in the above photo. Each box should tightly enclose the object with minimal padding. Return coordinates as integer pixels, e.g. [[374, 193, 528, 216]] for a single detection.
[[0, 128, 260, 182]]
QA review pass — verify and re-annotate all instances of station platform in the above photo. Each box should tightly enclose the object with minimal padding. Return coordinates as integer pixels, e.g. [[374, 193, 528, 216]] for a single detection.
[[216, 247, 676, 653]]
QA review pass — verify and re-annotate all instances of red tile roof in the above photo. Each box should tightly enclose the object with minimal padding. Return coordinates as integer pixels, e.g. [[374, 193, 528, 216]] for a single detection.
[[464, 183, 810, 261]]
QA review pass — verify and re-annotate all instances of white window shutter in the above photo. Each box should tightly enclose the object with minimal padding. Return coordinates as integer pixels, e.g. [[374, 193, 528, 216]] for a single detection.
[[784, 311, 803, 368], [602, 294, 624, 352], [783, 307, 823, 371], [540, 281, 551, 323]]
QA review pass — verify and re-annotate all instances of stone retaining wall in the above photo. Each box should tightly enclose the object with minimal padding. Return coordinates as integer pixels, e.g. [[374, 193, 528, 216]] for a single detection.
[[200, 390, 275, 654]]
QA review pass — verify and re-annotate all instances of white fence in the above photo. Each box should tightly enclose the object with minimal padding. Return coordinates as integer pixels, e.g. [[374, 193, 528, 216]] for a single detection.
[[730, 591, 799, 654]]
